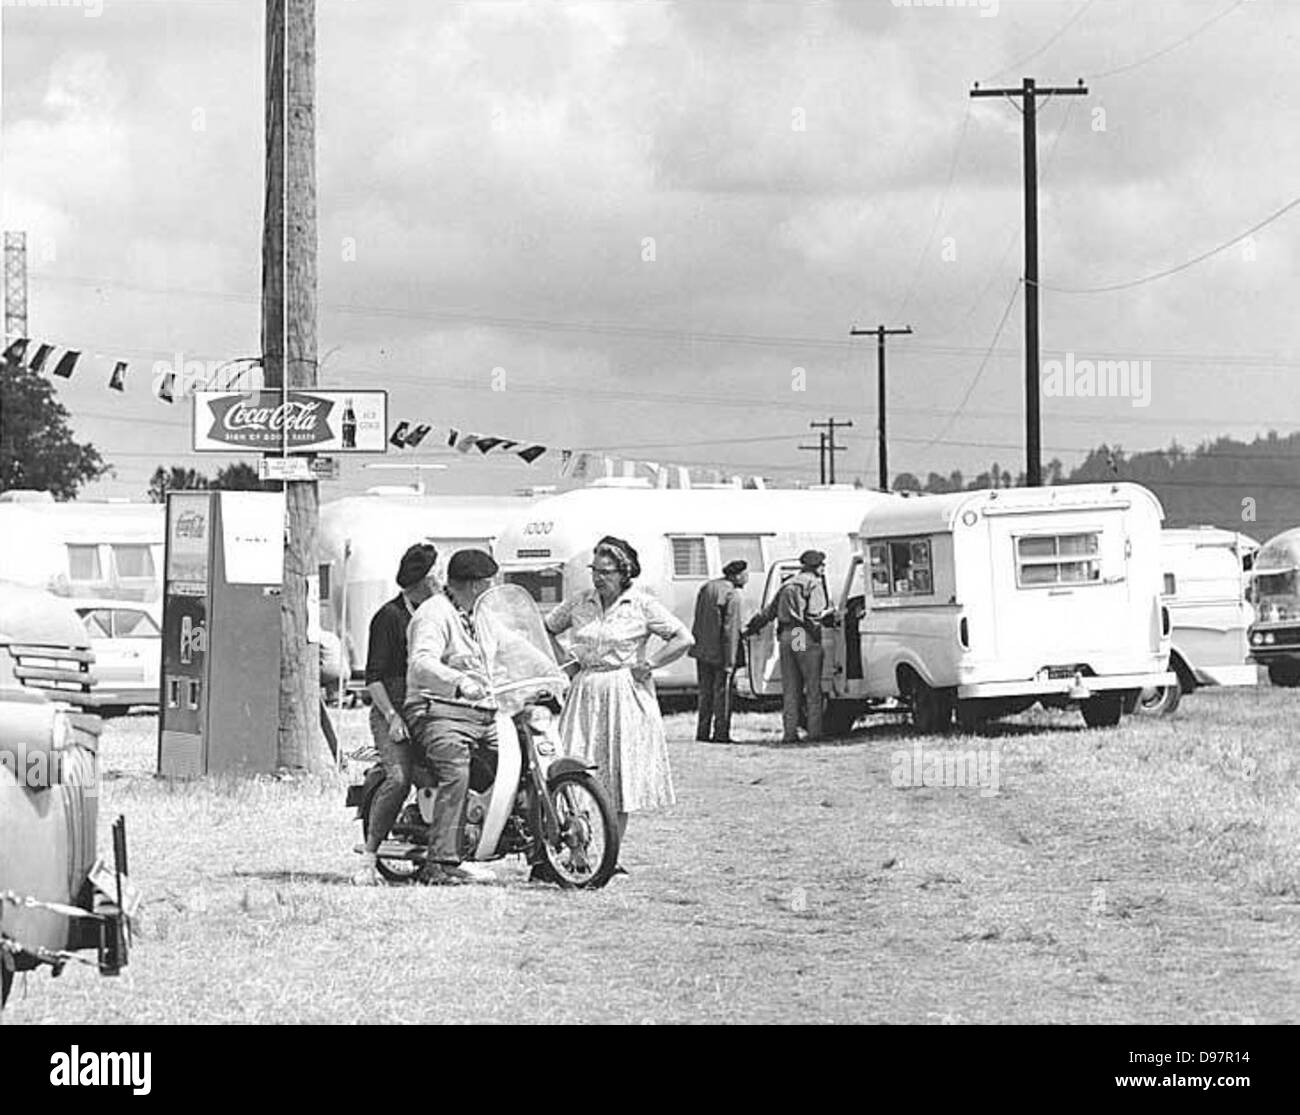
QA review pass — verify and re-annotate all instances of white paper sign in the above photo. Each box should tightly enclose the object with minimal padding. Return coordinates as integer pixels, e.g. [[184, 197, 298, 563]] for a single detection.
[[220, 492, 285, 585]]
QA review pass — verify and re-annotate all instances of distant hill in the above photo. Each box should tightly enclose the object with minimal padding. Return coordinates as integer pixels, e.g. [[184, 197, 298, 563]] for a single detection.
[[894, 431, 1300, 545]]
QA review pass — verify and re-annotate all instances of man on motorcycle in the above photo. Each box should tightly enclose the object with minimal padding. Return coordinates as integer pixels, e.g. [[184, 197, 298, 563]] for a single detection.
[[404, 549, 501, 886], [352, 542, 439, 887]]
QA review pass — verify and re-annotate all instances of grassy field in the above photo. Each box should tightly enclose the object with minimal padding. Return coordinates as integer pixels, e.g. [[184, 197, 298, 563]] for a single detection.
[[4, 687, 1298, 1024]]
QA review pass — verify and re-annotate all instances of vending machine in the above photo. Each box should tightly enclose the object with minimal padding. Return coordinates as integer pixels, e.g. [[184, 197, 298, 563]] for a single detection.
[[157, 491, 285, 777]]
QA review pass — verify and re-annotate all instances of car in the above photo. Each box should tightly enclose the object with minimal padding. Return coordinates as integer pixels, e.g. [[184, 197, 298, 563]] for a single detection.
[[70, 598, 162, 714]]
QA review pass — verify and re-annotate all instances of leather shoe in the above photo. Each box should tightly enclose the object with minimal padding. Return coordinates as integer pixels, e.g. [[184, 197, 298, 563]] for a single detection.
[[416, 862, 465, 886]]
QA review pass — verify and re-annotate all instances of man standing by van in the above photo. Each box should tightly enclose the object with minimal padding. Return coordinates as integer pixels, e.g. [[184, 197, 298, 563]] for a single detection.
[[690, 559, 748, 743], [744, 550, 832, 743]]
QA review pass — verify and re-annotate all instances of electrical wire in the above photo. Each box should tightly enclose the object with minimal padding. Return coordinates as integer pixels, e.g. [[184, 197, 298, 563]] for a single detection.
[[1088, 0, 1250, 81]]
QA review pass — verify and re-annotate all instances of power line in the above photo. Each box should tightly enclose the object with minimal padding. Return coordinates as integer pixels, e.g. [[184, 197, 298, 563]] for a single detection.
[[981, 0, 1099, 85], [1088, 0, 1250, 81]]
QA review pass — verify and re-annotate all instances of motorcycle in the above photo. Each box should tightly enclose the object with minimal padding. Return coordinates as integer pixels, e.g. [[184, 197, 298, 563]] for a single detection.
[[346, 582, 620, 888]]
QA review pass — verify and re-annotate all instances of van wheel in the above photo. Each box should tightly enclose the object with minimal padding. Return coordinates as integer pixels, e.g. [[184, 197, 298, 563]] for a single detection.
[[1136, 676, 1181, 716], [1267, 661, 1300, 687], [955, 699, 987, 734], [822, 700, 861, 738], [1081, 693, 1124, 728], [911, 680, 954, 734]]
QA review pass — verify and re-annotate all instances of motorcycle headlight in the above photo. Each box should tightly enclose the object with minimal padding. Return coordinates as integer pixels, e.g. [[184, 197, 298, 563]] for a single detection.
[[526, 705, 554, 731]]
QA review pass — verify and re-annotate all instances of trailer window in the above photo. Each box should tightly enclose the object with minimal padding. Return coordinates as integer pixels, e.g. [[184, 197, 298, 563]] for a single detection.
[[1016, 533, 1101, 587], [867, 538, 933, 597], [505, 568, 565, 606], [717, 535, 764, 574], [67, 544, 102, 581], [670, 537, 708, 579], [113, 544, 155, 579]]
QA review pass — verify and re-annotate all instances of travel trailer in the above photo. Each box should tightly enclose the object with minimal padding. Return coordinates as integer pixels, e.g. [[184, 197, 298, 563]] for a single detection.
[[319, 493, 531, 679], [495, 480, 899, 693], [748, 483, 1175, 733], [1136, 527, 1259, 715], [1247, 526, 1300, 686], [0, 492, 164, 603]]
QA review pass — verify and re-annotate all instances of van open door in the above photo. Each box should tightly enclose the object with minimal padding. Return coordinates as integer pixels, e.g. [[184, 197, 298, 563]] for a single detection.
[[746, 559, 801, 698]]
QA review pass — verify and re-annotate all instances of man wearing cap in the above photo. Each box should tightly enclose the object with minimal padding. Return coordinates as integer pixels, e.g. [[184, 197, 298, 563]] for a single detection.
[[353, 543, 439, 886], [689, 560, 749, 743], [744, 550, 834, 743], [404, 549, 501, 886]]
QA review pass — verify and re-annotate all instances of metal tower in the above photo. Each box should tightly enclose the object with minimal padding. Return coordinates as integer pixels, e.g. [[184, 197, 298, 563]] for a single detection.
[[4, 231, 28, 343]]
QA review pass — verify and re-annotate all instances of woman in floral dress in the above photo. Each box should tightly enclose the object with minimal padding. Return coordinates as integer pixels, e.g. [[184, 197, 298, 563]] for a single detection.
[[545, 536, 694, 852]]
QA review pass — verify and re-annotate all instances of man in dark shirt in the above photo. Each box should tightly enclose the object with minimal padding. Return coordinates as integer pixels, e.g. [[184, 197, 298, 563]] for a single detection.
[[744, 550, 833, 743], [690, 559, 748, 743], [353, 542, 439, 886]]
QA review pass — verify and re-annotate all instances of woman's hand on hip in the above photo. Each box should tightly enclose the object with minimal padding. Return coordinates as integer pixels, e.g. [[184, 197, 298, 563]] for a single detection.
[[630, 663, 653, 685]]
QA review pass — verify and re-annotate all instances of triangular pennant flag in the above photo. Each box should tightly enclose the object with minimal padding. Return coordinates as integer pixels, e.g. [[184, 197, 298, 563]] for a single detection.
[[51, 350, 81, 379], [28, 343, 54, 374], [2, 338, 29, 365], [559, 449, 574, 476], [157, 369, 176, 404], [405, 424, 431, 447], [446, 428, 460, 448], [516, 444, 547, 465], [108, 361, 128, 392], [389, 421, 412, 447], [456, 433, 481, 454], [473, 437, 506, 454]]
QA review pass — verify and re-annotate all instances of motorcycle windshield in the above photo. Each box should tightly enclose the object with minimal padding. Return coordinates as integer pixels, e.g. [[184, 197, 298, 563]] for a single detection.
[[473, 583, 569, 712]]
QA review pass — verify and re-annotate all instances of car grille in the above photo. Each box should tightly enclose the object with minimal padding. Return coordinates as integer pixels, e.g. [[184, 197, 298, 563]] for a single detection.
[[8, 642, 97, 706]]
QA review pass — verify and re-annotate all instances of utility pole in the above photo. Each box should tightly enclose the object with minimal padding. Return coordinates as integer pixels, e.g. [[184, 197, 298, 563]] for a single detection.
[[4, 232, 27, 343], [971, 76, 1087, 488], [263, 0, 323, 771], [850, 323, 912, 492], [799, 430, 828, 485], [810, 418, 852, 486]]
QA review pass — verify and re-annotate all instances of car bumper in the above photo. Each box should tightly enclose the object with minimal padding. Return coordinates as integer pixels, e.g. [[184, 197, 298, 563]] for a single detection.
[[79, 688, 157, 708], [958, 671, 1175, 700], [1192, 663, 1259, 687]]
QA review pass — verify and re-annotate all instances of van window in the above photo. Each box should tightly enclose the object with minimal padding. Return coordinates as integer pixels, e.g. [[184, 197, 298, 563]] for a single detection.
[[79, 608, 114, 638], [1016, 533, 1101, 587], [67, 544, 102, 581], [670, 537, 708, 579], [867, 538, 933, 597], [716, 535, 764, 574], [113, 544, 155, 579]]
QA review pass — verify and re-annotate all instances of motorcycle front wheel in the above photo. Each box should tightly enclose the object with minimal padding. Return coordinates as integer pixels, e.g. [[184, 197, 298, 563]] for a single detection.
[[539, 772, 619, 889], [362, 803, 421, 884]]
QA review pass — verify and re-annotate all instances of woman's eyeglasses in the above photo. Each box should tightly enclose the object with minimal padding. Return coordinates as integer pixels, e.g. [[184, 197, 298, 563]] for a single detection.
[[588, 565, 620, 577]]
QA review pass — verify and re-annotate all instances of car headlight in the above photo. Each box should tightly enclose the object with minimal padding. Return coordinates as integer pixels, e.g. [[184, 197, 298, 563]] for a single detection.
[[1264, 632, 1276, 645]]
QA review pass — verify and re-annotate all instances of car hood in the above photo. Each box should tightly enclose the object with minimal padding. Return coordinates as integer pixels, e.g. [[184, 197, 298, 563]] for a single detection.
[[0, 580, 93, 650]]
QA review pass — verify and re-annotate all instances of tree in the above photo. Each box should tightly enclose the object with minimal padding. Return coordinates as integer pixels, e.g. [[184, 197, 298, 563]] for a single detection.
[[892, 471, 923, 493], [0, 361, 111, 499], [213, 461, 273, 491], [147, 465, 210, 503]]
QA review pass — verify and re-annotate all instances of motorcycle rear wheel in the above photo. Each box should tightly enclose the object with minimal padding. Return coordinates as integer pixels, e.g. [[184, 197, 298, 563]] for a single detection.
[[540, 772, 619, 889], [362, 804, 421, 883]]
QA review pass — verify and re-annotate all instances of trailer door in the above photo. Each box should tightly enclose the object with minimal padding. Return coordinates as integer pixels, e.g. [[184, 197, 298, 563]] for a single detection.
[[746, 559, 801, 698]]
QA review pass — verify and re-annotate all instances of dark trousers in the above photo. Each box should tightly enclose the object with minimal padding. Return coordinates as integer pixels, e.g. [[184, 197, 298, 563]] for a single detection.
[[778, 630, 823, 743], [405, 700, 497, 864], [364, 705, 413, 854], [696, 660, 734, 741]]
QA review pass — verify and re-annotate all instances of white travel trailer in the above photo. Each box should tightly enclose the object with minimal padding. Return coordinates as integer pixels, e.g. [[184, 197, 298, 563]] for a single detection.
[[495, 480, 899, 693], [1135, 527, 1259, 715], [748, 483, 1175, 733], [0, 492, 164, 602], [319, 493, 531, 679]]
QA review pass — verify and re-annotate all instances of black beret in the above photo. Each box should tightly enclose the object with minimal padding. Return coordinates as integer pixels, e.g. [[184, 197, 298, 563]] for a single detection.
[[722, 559, 748, 577], [799, 549, 826, 570], [446, 548, 499, 582], [396, 543, 438, 588]]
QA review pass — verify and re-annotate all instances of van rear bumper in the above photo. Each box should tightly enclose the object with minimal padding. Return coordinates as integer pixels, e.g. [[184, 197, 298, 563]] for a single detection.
[[958, 670, 1174, 700]]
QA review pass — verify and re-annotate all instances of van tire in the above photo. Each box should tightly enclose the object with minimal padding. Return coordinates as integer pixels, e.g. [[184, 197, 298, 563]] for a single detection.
[[911, 679, 954, 735], [1267, 661, 1300, 687], [822, 700, 862, 738], [1081, 692, 1124, 728], [955, 699, 987, 734]]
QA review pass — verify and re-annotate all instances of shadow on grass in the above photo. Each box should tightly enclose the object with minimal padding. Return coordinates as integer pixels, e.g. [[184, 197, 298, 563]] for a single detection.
[[729, 716, 1076, 750], [225, 869, 358, 886]]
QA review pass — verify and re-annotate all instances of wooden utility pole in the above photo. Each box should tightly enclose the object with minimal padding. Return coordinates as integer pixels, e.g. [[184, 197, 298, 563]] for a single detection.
[[799, 431, 828, 485], [263, 0, 323, 771], [850, 324, 912, 492], [971, 77, 1087, 488], [810, 418, 852, 486]]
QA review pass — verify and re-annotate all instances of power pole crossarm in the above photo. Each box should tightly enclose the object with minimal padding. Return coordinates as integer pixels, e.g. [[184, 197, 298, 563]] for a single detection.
[[851, 324, 912, 492], [970, 77, 1087, 488], [810, 418, 852, 486]]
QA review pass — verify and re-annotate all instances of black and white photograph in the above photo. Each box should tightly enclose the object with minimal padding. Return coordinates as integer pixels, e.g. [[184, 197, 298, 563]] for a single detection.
[[0, 0, 1295, 1061]]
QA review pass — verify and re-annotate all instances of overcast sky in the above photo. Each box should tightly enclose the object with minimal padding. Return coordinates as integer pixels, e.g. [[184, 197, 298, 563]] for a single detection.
[[2, 0, 1297, 499]]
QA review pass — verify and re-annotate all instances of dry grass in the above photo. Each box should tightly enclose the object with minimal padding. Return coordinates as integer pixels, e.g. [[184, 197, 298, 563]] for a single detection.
[[4, 687, 1298, 1024]]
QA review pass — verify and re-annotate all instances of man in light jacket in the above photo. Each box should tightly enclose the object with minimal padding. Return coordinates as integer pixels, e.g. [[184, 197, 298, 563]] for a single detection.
[[689, 559, 748, 743], [404, 549, 500, 886]]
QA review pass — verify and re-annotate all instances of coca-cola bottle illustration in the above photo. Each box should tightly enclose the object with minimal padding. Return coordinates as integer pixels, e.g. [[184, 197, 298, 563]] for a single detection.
[[342, 397, 357, 449]]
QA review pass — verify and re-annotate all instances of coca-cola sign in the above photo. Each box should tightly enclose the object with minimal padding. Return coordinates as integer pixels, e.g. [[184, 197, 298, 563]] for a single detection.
[[193, 389, 388, 453]]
